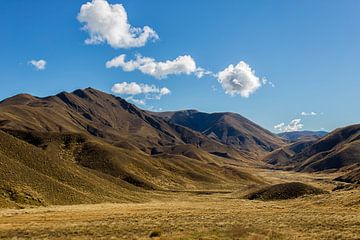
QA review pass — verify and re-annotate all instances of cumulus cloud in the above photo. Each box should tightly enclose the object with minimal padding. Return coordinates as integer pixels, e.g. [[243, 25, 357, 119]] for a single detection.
[[28, 59, 46, 71], [217, 61, 262, 98], [106, 54, 208, 79], [301, 111, 317, 116], [274, 119, 304, 132], [77, 0, 158, 49], [111, 82, 170, 101]]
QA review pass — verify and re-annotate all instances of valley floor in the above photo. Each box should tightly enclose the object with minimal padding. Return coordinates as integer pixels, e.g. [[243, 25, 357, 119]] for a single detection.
[[0, 187, 359, 240]]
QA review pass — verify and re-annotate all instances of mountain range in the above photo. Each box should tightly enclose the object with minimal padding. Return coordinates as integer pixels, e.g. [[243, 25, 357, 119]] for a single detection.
[[278, 130, 328, 142], [0, 87, 358, 207]]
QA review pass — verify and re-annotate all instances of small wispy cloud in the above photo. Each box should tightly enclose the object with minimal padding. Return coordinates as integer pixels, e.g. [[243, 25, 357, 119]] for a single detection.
[[28, 59, 46, 71], [262, 77, 275, 87], [301, 111, 317, 116], [274, 119, 304, 132], [111, 82, 170, 105], [125, 96, 146, 105]]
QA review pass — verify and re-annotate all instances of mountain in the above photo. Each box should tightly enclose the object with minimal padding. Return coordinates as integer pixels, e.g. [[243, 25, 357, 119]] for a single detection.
[[262, 124, 360, 172], [262, 140, 316, 166], [278, 131, 328, 142], [292, 124, 360, 172], [0, 88, 243, 159], [154, 110, 285, 156], [265, 124, 360, 172], [0, 88, 269, 207]]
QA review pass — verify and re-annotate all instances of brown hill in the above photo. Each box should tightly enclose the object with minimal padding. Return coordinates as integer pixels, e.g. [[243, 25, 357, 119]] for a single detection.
[[0, 128, 265, 208], [262, 140, 315, 166], [0, 88, 271, 208], [0, 88, 243, 159], [292, 124, 360, 172], [246, 182, 326, 200], [264, 124, 360, 172], [334, 167, 360, 184], [154, 110, 284, 156]]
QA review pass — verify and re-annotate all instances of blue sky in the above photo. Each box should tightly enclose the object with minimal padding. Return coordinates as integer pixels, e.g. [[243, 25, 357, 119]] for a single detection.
[[0, 0, 359, 132]]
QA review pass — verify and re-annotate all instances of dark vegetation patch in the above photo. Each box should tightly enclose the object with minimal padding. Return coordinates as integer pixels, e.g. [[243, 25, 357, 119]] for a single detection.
[[246, 182, 326, 201], [149, 229, 161, 238], [0, 186, 45, 206], [210, 151, 231, 159], [334, 168, 360, 184]]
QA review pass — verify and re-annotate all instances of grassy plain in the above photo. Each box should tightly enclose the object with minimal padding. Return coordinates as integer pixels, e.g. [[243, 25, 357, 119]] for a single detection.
[[0, 170, 359, 240]]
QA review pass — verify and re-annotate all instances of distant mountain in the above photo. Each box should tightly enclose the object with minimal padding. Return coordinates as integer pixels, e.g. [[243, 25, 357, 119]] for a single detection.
[[278, 131, 328, 142], [154, 110, 285, 156], [292, 124, 360, 172], [266, 124, 360, 172], [262, 140, 316, 166]]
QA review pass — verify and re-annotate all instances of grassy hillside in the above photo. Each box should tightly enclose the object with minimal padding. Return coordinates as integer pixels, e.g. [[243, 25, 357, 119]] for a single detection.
[[0, 129, 265, 208]]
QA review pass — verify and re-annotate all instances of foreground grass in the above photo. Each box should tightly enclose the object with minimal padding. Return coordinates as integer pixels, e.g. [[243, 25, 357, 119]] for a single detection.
[[0, 188, 358, 240]]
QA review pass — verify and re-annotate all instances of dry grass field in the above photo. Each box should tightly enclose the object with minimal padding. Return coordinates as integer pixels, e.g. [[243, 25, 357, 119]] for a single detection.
[[0, 170, 359, 240]]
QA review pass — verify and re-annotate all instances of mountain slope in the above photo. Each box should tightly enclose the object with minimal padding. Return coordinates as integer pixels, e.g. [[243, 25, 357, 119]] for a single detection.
[[0, 88, 243, 159], [154, 110, 284, 156], [262, 140, 316, 166], [0, 128, 265, 208], [334, 167, 360, 184], [0, 88, 272, 207], [0, 130, 148, 208], [291, 124, 360, 172]]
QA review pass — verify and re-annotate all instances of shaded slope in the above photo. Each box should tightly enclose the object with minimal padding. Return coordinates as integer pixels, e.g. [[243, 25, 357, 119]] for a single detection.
[[0, 130, 147, 208], [0, 129, 264, 208], [154, 110, 284, 156], [292, 124, 360, 172], [0, 125, 268, 207], [334, 167, 360, 184], [262, 140, 315, 166]]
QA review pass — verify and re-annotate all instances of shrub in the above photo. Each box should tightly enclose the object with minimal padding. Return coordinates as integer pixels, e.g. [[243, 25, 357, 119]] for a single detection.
[[149, 229, 161, 238]]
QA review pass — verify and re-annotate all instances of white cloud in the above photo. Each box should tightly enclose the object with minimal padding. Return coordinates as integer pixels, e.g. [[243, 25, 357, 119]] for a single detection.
[[194, 67, 213, 78], [217, 61, 262, 98], [301, 111, 317, 116], [111, 82, 170, 101], [106, 54, 208, 79], [77, 0, 158, 49], [28, 59, 46, 71], [125, 96, 146, 105], [274, 119, 304, 132], [262, 77, 275, 87]]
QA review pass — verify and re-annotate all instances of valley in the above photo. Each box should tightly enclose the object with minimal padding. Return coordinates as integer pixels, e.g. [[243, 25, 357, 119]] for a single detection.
[[0, 88, 358, 239], [0, 170, 358, 240]]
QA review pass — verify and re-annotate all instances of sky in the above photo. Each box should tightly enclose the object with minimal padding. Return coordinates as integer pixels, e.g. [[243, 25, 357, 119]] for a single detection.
[[0, 0, 359, 133]]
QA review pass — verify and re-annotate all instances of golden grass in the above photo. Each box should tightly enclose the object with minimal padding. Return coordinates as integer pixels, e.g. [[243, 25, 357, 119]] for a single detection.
[[0, 188, 358, 240]]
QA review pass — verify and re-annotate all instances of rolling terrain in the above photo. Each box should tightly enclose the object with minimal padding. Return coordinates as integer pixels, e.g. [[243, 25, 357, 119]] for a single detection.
[[264, 124, 360, 173], [292, 124, 360, 172], [0, 88, 282, 208], [0, 88, 358, 239]]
